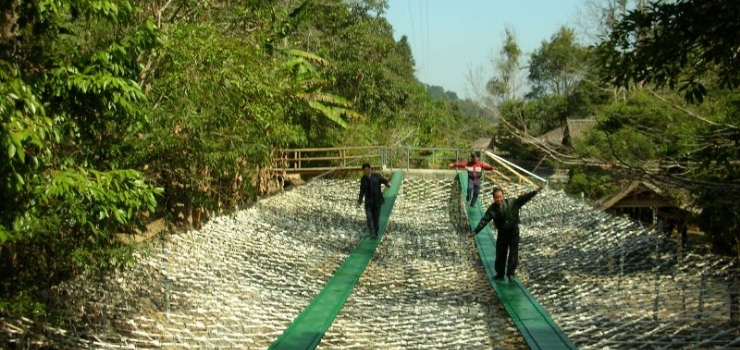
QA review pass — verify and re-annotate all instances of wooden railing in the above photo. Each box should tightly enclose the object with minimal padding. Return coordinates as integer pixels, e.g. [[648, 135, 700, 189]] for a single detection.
[[271, 146, 553, 185], [273, 146, 474, 174]]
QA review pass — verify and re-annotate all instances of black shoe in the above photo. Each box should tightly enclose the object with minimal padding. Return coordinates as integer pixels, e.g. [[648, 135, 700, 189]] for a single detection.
[[493, 274, 505, 280], [507, 273, 516, 280], [370, 232, 378, 239]]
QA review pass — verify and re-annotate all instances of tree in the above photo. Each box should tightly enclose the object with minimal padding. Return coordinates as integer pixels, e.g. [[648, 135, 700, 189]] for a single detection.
[[596, 0, 740, 257], [528, 26, 588, 98], [598, 0, 740, 103], [490, 26, 601, 157], [486, 28, 523, 102], [291, 0, 462, 149], [574, 0, 649, 44], [1, 0, 162, 313]]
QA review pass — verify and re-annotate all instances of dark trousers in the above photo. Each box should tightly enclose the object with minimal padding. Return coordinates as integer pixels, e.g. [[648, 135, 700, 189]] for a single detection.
[[467, 179, 481, 205], [365, 204, 382, 235], [495, 229, 520, 276]]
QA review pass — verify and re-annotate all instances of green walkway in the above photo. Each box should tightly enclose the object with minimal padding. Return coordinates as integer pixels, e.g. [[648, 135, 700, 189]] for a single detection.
[[461, 173, 577, 350], [268, 171, 404, 350]]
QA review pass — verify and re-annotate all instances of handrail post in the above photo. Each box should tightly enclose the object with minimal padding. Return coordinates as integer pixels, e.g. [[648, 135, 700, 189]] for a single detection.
[[388, 147, 394, 169], [380, 147, 388, 166], [406, 147, 410, 171], [379, 147, 384, 169]]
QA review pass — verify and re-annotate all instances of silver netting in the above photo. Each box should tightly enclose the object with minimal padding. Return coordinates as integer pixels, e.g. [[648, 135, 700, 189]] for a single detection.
[[318, 178, 527, 349], [1, 177, 739, 349], [1, 179, 365, 349], [479, 181, 740, 349]]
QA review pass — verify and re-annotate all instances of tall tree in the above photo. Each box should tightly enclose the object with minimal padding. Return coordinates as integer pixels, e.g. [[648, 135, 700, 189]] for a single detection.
[[486, 28, 523, 102], [528, 26, 588, 98], [1, 0, 161, 312]]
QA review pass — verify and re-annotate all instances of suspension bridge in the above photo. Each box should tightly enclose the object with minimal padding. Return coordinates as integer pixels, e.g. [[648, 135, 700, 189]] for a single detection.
[[1, 148, 739, 349]]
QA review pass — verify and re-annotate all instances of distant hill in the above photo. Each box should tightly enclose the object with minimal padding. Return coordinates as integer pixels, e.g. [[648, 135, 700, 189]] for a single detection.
[[424, 84, 497, 122]]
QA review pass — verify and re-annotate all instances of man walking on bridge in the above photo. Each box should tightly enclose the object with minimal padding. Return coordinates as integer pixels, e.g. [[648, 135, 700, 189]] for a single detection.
[[468, 186, 542, 280], [357, 163, 391, 239], [449, 151, 495, 207]]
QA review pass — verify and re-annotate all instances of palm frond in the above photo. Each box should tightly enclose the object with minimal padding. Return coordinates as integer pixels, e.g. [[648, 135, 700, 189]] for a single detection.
[[342, 109, 365, 121], [308, 101, 349, 128], [296, 78, 328, 90], [282, 48, 330, 66], [299, 92, 352, 108]]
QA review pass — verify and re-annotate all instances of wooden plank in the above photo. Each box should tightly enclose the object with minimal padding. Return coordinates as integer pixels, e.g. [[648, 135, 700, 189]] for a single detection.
[[273, 147, 478, 173], [461, 173, 578, 350], [279, 146, 380, 152], [274, 155, 375, 162], [283, 165, 383, 173], [611, 198, 673, 208], [268, 172, 404, 350]]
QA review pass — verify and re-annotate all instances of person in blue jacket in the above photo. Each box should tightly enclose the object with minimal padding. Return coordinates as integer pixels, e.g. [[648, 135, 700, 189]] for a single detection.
[[357, 163, 391, 239], [468, 185, 542, 280]]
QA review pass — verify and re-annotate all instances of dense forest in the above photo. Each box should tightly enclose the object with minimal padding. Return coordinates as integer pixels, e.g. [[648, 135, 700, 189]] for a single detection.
[[1, 0, 738, 319]]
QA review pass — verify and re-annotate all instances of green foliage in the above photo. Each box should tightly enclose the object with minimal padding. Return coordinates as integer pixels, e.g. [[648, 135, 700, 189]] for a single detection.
[[0, 66, 53, 194], [139, 21, 305, 212], [528, 26, 588, 98], [284, 47, 364, 135], [426, 84, 495, 122], [565, 167, 617, 199], [298, 2, 411, 123], [487, 28, 523, 101], [691, 94, 740, 256], [488, 25, 607, 160], [287, 0, 471, 148], [591, 0, 740, 255], [598, 0, 740, 103], [698, 202, 740, 257], [7, 167, 159, 273], [1, 0, 162, 315], [0, 0, 501, 322]]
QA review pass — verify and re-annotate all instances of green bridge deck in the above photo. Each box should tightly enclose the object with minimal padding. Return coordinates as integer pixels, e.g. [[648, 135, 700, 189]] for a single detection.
[[268, 171, 404, 350], [460, 173, 577, 350]]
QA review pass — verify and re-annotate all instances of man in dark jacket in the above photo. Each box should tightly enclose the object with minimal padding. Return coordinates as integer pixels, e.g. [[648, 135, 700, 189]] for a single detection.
[[357, 163, 391, 239], [468, 186, 542, 280], [449, 152, 495, 207]]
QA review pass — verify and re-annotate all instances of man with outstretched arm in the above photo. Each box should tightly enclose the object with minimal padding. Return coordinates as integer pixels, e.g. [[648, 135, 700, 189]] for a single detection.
[[449, 151, 496, 207], [468, 185, 542, 280], [357, 163, 391, 239]]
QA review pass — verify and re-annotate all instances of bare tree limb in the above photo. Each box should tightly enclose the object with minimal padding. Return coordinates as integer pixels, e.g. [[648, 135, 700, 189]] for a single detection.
[[157, 0, 176, 28], [648, 88, 739, 129]]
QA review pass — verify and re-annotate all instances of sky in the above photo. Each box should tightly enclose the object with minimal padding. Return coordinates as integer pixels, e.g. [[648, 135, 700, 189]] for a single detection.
[[383, 0, 586, 99]]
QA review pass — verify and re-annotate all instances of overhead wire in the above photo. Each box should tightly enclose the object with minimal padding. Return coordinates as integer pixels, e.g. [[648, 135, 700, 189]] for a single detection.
[[407, 0, 416, 55]]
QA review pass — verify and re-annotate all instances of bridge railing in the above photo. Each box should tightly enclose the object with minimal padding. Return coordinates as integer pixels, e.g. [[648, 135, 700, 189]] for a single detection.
[[273, 146, 474, 173], [382, 146, 471, 170]]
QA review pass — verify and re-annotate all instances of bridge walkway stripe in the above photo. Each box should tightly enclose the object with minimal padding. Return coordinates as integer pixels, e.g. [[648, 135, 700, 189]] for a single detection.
[[268, 171, 405, 350], [459, 173, 578, 350]]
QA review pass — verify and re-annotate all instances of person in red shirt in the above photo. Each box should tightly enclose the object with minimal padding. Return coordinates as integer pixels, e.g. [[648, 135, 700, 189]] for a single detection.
[[449, 152, 496, 207]]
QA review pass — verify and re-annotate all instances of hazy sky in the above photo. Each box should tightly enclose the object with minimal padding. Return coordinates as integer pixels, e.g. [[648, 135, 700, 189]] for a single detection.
[[384, 0, 585, 99]]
